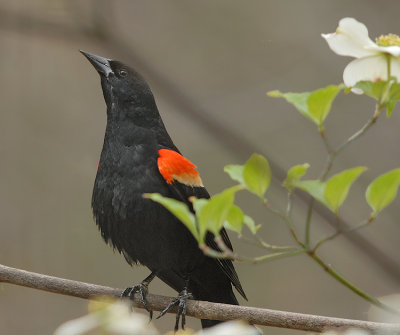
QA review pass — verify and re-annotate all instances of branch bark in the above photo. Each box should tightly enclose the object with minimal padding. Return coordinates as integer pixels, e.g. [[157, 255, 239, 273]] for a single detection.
[[1, 264, 399, 334]]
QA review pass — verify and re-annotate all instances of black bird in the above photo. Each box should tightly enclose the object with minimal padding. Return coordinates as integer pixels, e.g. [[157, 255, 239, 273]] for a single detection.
[[81, 50, 247, 330]]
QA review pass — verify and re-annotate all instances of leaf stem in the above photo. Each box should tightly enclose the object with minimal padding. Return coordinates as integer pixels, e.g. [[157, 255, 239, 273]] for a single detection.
[[286, 192, 293, 218], [264, 202, 304, 247], [312, 216, 375, 253], [251, 249, 306, 264], [201, 238, 306, 264], [306, 105, 382, 249], [319, 127, 334, 155], [304, 198, 314, 247], [347, 216, 375, 232], [239, 235, 298, 252], [199, 244, 235, 260], [335, 106, 381, 155], [309, 252, 400, 315], [312, 231, 341, 252]]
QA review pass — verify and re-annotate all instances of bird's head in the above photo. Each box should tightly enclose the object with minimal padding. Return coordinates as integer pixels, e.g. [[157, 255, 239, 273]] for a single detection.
[[80, 50, 157, 119]]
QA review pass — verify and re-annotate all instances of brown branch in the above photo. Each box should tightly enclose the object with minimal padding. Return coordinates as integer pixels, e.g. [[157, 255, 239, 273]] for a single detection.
[[1, 264, 399, 334]]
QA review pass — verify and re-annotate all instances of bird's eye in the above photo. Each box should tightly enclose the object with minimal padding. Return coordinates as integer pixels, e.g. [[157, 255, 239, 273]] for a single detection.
[[119, 69, 127, 77]]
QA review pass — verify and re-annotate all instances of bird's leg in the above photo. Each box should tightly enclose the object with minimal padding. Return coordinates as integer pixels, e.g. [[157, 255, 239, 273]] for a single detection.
[[121, 272, 156, 320], [157, 279, 193, 331]]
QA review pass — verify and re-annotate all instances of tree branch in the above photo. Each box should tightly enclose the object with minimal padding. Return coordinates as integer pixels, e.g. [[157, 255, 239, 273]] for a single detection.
[[1, 264, 399, 334]]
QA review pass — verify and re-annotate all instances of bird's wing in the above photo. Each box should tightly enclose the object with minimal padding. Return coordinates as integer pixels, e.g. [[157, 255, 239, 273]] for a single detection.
[[156, 148, 247, 300]]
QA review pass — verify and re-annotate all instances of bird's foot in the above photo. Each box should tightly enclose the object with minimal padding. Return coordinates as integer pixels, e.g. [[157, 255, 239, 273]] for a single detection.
[[157, 288, 193, 331], [121, 272, 156, 320]]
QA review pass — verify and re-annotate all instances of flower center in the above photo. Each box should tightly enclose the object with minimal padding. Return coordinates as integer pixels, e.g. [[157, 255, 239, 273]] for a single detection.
[[376, 33, 400, 47]]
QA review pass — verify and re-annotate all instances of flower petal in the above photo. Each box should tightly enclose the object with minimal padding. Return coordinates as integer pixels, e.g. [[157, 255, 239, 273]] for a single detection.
[[343, 55, 389, 91], [322, 18, 377, 58], [366, 44, 400, 57], [390, 58, 400, 81]]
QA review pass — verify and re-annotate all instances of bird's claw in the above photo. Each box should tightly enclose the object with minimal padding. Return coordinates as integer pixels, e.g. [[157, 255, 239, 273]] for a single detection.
[[121, 283, 153, 320], [157, 289, 193, 331]]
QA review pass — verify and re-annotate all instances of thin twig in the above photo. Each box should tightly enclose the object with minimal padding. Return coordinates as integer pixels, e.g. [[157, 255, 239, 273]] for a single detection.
[[1, 264, 399, 333], [202, 237, 304, 264], [319, 127, 334, 156], [312, 217, 375, 252], [250, 249, 306, 263], [304, 197, 315, 247], [286, 192, 293, 218], [305, 105, 382, 254], [312, 231, 341, 253], [335, 106, 381, 155], [264, 202, 304, 247], [199, 244, 235, 260], [239, 235, 298, 252], [308, 253, 399, 316]]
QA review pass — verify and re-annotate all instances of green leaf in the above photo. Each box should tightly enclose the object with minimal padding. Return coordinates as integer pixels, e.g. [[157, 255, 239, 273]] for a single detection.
[[354, 80, 388, 100], [243, 215, 260, 234], [268, 84, 343, 127], [386, 82, 400, 117], [283, 163, 310, 191], [268, 90, 313, 122], [293, 180, 328, 207], [224, 205, 259, 235], [389, 82, 400, 101], [366, 168, 400, 217], [224, 205, 244, 233], [243, 153, 271, 199], [355, 81, 400, 117], [190, 197, 208, 215], [196, 186, 240, 239], [324, 167, 367, 213], [224, 164, 244, 184], [145, 193, 198, 240], [387, 101, 397, 117], [307, 85, 343, 126]]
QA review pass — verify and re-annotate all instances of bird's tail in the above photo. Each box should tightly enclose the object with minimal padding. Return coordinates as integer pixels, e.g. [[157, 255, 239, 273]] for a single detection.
[[201, 319, 224, 328], [191, 281, 239, 329]]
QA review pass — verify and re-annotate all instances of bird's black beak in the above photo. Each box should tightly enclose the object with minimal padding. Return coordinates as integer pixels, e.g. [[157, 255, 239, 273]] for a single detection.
[[80, 50, 113, 77]]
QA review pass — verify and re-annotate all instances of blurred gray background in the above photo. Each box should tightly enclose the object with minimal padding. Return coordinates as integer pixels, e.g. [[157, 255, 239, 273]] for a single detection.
[[1, 1, 400, 334]]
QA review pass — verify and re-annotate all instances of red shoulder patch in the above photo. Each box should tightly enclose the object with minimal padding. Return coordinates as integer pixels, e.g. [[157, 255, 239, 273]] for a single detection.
[[157, 149, 203, 187]]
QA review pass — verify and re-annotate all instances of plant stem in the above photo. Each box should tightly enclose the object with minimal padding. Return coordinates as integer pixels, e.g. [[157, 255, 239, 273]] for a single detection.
[[286, 192, 293, 218], [335, 106, 381, 154], [201, 238, 305, 264], [319, 127, 334, 155], [312, 216, 375, 252], [306, 105, 382, 249], [251, 249, 306, 264], [309, 252, 400, 315], [320, 155, 336, 181], [265, 202, 304, 247], [305, 126, 337, 246], [239, 235, 298, 252], [304, 198, 314, 247], [347, 216, 374, 232], [312, 231, 341, 252], [199, 244, 235, 260]]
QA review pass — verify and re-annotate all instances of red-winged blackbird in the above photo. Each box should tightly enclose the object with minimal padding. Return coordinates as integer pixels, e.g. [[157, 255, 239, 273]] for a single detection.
[[81, 51, 247, 330]]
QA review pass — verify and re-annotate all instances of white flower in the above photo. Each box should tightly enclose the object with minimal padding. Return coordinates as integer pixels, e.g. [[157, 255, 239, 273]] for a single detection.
[[322, 18, 400, 93], [54, 300, 159, 335]]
